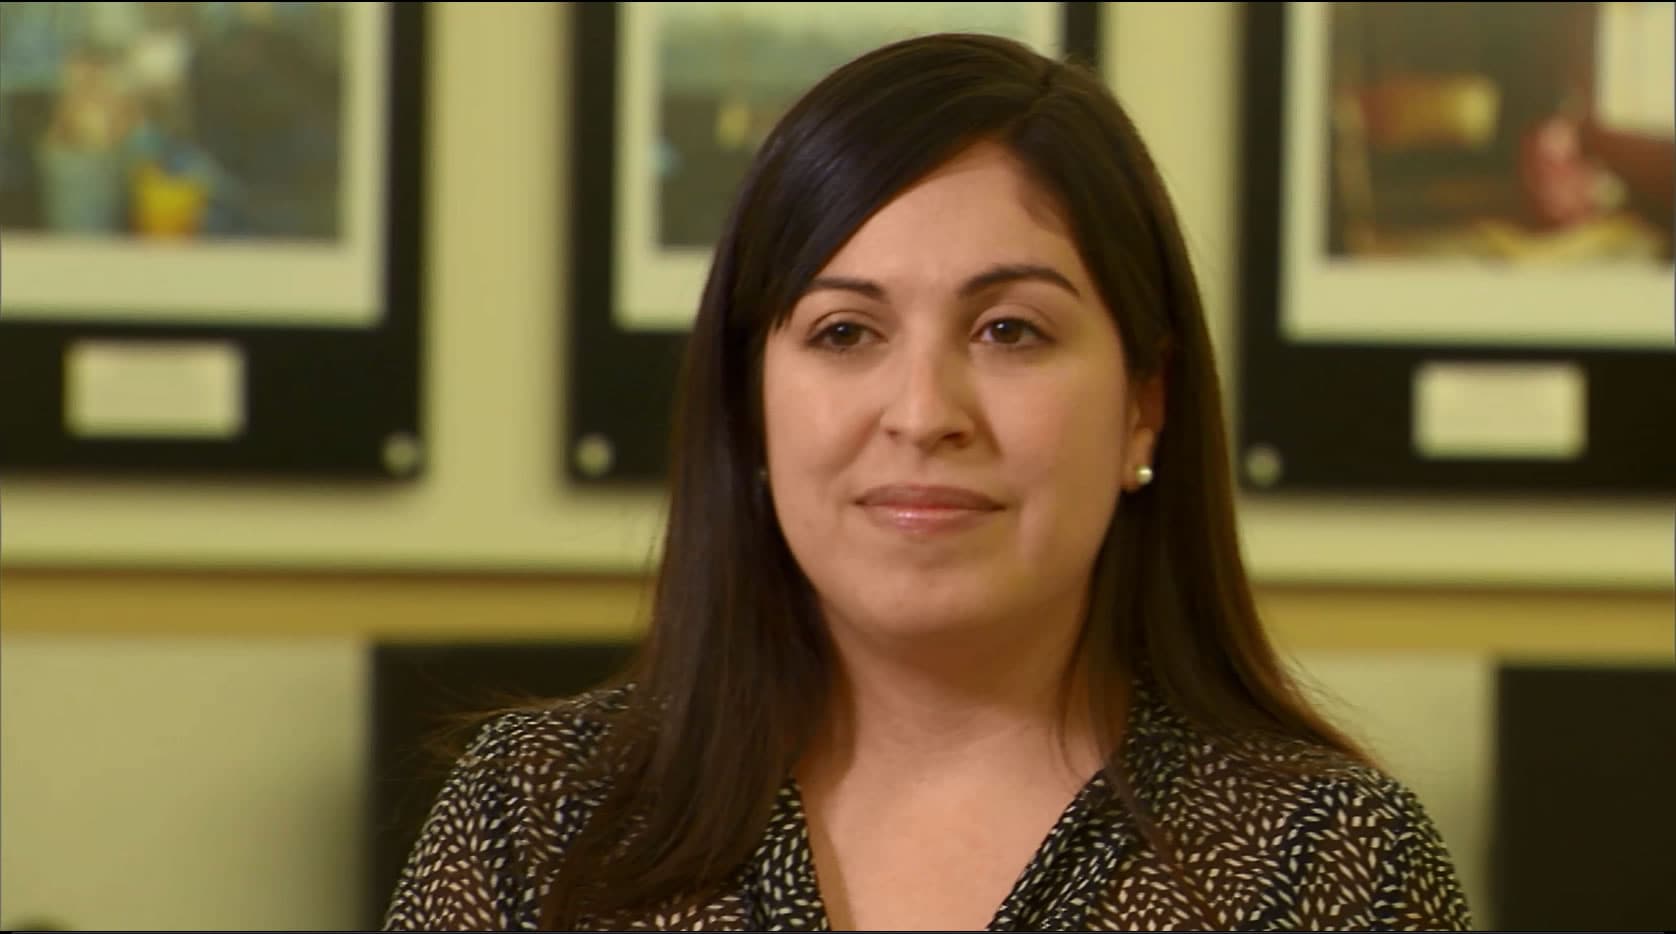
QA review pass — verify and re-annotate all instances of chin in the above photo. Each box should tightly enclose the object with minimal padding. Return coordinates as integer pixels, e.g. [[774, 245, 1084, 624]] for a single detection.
[[837, 572, 1031, 640], [800, 542, 1077, 644]]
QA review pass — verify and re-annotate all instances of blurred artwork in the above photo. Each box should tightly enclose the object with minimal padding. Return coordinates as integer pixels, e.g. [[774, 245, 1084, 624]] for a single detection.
[[653, 2, 1043, 250], [0, 1, 346, 242], [1325, 1, 1674, 266]]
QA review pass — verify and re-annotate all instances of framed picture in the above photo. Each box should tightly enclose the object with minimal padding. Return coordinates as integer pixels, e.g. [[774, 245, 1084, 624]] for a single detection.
[[565, 1, 1105, 485], [1237, 1, 1675, 496], [0, 2, 426, 479]]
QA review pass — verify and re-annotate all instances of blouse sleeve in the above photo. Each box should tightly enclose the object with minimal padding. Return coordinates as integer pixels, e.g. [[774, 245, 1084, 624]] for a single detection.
[[381, 713, 545, 932], [1280, 774, 1474, 932], [1368, 784, 1474, 931]]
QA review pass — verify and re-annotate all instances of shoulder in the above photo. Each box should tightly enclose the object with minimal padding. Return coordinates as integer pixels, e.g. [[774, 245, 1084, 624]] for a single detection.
[[1118, 678, 1471, 929], [1155, 724, 1436, 850], [1201, 733, 1448, 851], [1123, 684, 1442, 846], [381, 685, 635, 931], [436, 684, 640, 838], [451, 684, 634, 786], [1165, 733, 1472, 930]]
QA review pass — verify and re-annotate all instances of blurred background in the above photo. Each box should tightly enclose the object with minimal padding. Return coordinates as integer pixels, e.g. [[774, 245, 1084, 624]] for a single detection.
[[2, 3, 1672, 931]]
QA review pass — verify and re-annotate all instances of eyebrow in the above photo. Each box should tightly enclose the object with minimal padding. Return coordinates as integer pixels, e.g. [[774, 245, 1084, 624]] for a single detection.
[[804, 262, 1082, 303]]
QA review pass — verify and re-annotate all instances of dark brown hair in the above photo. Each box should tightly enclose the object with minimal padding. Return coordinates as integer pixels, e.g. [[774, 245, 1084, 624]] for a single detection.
[[536, 32, 1369, 928]]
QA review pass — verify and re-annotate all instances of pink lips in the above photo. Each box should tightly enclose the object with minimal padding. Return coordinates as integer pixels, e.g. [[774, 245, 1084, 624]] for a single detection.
[[855, 484, 1003, 534]]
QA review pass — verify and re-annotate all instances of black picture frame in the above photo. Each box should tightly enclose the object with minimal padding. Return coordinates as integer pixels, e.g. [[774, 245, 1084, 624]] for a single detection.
[[1236, 2, 1675, 498], [0, 2, 426, 481], [565, 2, 1105, 487]]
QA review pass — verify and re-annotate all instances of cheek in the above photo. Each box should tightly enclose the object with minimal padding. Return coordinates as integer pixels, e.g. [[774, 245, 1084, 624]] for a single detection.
[[997, 369, 1129, 527], [760, 345, 811, 466], [764, 361, 828, 473], [761, 347, 867, 512]]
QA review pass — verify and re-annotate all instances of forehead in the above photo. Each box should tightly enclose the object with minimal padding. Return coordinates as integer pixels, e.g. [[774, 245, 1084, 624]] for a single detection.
[[817, 142, 1086, 283]]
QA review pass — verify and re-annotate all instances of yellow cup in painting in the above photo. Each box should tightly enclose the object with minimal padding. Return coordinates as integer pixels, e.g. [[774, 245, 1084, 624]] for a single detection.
[[131, 161, 210, 238], [1361, 75, 1501, 151]]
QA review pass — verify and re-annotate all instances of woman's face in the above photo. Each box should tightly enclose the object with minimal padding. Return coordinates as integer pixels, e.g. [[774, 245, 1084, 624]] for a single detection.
[[761, 142, 1162, 646]]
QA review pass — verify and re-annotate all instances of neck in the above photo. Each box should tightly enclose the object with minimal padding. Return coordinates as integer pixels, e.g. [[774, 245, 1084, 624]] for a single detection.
[[802, 601, 1104, 792]]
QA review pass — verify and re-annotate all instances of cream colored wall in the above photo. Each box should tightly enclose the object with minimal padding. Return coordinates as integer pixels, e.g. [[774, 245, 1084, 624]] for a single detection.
[[0, 637, 367, 931], [2, 3, 1671, 931]]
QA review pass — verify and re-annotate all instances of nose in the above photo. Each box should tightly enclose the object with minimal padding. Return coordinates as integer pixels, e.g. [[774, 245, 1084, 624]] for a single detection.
[[879, 339, 977, 452]]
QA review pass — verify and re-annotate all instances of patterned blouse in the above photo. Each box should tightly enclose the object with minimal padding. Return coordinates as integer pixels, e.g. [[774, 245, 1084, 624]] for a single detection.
[[383, 678, 1473, 931]]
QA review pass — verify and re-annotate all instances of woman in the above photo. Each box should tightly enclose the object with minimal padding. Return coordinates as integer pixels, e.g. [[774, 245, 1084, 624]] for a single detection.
[[385, 33, 1472, 932]]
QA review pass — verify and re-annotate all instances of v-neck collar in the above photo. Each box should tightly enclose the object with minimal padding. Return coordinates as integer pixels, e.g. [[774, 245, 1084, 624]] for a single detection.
[[744, 677, 1181, 931]]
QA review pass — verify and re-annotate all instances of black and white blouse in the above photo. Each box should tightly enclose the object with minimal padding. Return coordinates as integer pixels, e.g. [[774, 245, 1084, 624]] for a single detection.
[[383, 678, 1473, 931]]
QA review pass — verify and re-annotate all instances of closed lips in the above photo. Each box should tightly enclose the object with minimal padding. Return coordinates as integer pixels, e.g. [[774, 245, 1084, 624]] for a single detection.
[[855, 485, 1003, 510]]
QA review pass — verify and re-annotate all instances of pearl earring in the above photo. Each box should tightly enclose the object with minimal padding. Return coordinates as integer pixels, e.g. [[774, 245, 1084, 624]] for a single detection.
[[1135, 464, 1154, 487]]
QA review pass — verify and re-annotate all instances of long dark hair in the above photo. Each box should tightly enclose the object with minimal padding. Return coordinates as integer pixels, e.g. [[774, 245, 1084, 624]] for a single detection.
[[539, 33, 1368, 928]]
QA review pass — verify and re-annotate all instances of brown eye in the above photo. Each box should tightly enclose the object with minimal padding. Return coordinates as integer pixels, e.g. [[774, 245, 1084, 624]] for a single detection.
[[978, 318, 1044, 346], [813, 320, 871, 350]]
